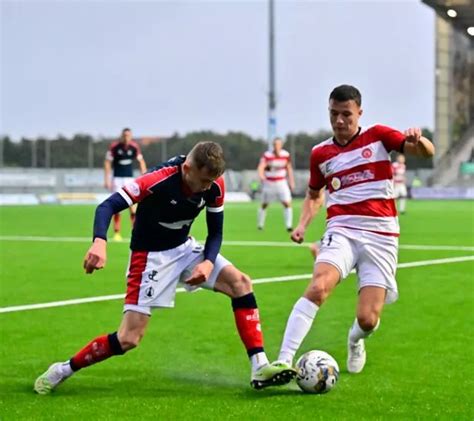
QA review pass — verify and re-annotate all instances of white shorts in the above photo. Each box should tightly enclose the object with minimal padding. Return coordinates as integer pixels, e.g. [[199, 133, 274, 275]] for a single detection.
[[261, 180, 292, 203], [113, 177, 134, 193], [315, 227, 399, 303], [393, 183, 407, 198], [124, 237, 232, 315]]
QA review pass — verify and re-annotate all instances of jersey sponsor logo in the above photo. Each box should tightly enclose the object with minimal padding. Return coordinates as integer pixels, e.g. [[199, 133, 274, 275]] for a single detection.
[[126, 181, 140, 197], [340, 169, 375, 188], [158, 219, 193, 230], [118, 159, 133, 165], [362, 148, 373, 159]]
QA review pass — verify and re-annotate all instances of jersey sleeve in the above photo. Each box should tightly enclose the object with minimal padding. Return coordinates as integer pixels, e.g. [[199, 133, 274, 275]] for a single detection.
[[105, 143, 115, 161], [120, 166, 178, 205], [133, 142, 144, 161], [373, 125, 405, 153], [308, 148, 326, 190], [207, 176, 225, 212]]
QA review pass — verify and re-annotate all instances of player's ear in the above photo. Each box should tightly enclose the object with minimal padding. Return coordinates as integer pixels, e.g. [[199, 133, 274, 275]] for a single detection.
[[359, 108, 363, 117]]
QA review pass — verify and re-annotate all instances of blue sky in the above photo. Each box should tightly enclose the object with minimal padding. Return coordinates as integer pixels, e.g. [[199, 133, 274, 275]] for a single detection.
[[1, 0, 435, 140]]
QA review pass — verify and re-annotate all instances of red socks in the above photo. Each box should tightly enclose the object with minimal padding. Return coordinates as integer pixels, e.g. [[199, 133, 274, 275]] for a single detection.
[[232, 293, 264, 357]]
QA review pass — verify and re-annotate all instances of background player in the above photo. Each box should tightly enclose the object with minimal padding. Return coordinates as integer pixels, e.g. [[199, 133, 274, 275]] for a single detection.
[[104, 127, 147, 241], [273, 85, 435, 375], [392, 153, 408, 214], [34, 142, 295, 395], [257, 137, 295, 231]]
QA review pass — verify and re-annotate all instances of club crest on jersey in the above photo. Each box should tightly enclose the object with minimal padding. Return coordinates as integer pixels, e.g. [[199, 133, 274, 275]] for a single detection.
[[331, 177, 341, 190], [362, 148, 373, 159]]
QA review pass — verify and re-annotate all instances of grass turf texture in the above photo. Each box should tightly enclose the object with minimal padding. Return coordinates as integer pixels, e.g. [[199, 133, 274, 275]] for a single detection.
[[0, 200, 473, 420]]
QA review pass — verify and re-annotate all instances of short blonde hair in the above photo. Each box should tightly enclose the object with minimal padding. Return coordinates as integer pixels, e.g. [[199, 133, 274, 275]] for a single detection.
[[188, 141, 226, 178]]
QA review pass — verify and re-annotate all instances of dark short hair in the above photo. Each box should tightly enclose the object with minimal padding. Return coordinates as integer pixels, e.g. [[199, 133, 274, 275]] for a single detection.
[[122, 127, 132, 134], [188, 141, 226, 178], [329, 85, 362, 106]]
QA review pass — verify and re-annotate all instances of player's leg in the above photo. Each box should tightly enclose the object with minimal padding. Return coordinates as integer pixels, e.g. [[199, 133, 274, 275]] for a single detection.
[[213, 265, 296, 389], [280, 182, 293, 232], [257, 202, 268, 230], [34, 311, 149, 395], [398, 184, 407, 214], [348, 231, 398, 373], [309, 241, 320, 260], [281, 201, 293, 232], [112, 177, 123, 240], [347, 286, 385, 373], [277, 262, 340, 366], [277, 231, 355, 366]]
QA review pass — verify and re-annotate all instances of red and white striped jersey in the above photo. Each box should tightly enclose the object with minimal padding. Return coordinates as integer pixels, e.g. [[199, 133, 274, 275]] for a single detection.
[[309, 125, 406, 236], [260, 149, 291, 181], [391, 162, 406, 184]]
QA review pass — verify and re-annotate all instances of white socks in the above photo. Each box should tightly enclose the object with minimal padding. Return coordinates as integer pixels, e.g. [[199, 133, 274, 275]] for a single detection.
[[348, 318, 380, 344], [257, 208, 266, 229], [278, 297, 319, 365], [399, 198, 406, 213], [284, 207, 293, 229], [251, 352, 269, 372]]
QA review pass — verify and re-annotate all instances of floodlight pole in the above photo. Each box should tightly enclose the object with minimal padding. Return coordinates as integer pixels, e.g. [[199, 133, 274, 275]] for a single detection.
[[268, 0, 276, 150]]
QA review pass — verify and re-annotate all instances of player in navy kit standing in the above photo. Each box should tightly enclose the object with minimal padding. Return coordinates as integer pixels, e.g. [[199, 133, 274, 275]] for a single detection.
[[34, 142, 295, 394], [104, 128, 147, 241]]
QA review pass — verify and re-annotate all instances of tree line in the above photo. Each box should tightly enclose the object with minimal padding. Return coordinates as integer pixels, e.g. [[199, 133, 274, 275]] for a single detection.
[[0, 128, 433, 170]]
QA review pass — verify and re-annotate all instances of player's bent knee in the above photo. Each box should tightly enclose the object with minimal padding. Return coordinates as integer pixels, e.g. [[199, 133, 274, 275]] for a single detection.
[[357, 314, 379, 332], [231, 272, 252, 297]]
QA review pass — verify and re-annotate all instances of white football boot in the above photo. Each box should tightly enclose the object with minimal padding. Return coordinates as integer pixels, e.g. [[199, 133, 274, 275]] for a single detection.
[[34, 362, 71, 395], [347, 338, 366, 374]]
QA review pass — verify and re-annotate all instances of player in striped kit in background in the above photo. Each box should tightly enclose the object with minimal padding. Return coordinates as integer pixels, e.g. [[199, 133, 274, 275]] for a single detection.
[[257, 137, 295, 231], [273, 85, 435, 374], [391, 153, 408, 214]]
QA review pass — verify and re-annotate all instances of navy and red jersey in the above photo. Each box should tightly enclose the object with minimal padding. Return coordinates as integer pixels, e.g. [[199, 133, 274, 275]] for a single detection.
[[118, 156, 225, 251], [106, 141, 143, 177]]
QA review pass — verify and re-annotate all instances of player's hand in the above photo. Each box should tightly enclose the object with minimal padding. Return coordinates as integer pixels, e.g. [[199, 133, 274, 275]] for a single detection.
[[404, 127, 422, 144], [83, 238, 107, 274], [185, 260, 214, 286], [291, 226, 305, 244]]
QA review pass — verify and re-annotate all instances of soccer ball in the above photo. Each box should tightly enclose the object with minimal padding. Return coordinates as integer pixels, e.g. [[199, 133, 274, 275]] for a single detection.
[[295, 350, 340, 394]]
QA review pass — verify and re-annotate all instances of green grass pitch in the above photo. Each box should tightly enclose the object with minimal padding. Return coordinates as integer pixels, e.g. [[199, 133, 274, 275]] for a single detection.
[[0, 200, 473, 420]]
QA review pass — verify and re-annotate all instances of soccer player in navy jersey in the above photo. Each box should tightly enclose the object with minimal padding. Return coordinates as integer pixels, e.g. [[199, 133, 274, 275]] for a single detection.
[[104, 128, 147, 241], [34, 142, 295, 394]]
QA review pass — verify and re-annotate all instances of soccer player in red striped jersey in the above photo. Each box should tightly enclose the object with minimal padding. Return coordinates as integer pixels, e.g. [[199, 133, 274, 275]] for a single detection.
[[273, 85, 434, 374], [392, 153, 408, 214], [34, 142, 296, 395], [257, 137, 295, 231]]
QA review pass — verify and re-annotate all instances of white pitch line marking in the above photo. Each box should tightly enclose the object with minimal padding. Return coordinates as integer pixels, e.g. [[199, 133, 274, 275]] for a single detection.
[[1, 235, 473, 251], [1, 255, 473, 314]]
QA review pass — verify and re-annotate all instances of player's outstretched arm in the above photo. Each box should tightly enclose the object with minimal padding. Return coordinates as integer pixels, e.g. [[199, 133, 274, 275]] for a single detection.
[[83, 193, 130, 274], [287, 161, 296, 191], [403, 128, 435, 158], [104, 159, 112, 190], [291, 188, 324, 244]]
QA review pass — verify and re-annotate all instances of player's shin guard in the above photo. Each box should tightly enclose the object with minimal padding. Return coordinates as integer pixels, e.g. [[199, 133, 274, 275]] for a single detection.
[[278, 297, 318, 365], [113, 213, 121, 233], [232, 293, 265, 358], [69, 332, 125, 371]]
